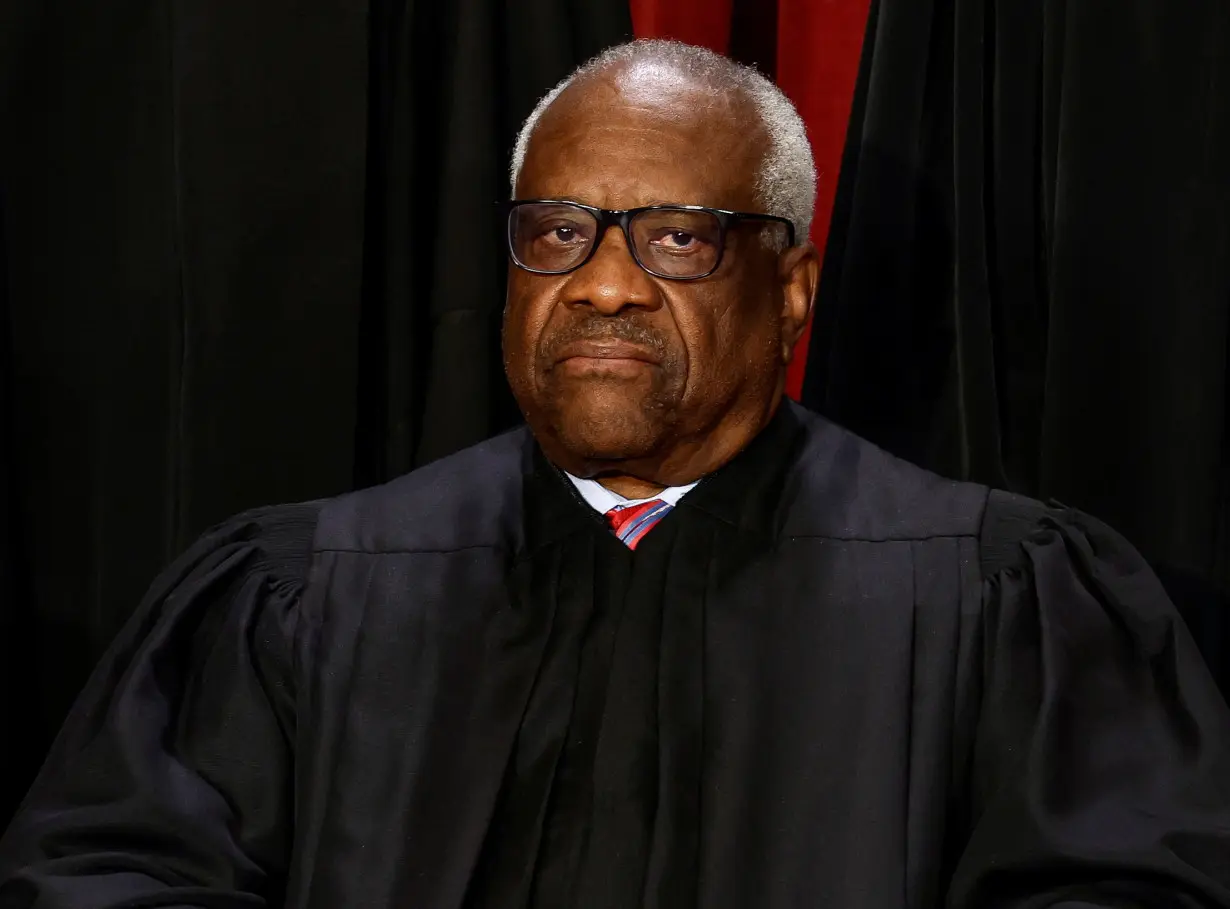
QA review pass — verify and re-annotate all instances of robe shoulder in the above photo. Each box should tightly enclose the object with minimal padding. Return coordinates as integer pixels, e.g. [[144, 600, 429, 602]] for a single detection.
[[948, 490, 1230, 907], [782, 404, 992, 541], [975, 490, 1222, 693], [315, 426, 532, 555], [0, 501, 323, 902]]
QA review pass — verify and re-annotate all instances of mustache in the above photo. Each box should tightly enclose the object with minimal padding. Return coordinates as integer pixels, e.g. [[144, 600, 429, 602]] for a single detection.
[[539, 315, 672, 364]]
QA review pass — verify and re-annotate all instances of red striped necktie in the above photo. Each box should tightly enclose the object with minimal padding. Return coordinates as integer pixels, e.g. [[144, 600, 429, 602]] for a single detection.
[[605, 499, 673, 550]]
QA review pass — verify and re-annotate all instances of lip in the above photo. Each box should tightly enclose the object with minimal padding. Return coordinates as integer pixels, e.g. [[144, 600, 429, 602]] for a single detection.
[[553, 340, 661, 366]]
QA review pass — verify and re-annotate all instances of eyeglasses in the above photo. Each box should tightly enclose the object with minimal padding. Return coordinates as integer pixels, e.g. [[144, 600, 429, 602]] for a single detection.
[[505, 200, 795, 281]]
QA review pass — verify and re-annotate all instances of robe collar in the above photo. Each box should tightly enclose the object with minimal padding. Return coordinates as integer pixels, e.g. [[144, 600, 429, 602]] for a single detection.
[[522, 400, 806, 555]]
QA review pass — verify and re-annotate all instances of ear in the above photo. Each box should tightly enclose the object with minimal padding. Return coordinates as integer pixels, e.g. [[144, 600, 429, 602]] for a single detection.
[[777, 241, 821, 363]]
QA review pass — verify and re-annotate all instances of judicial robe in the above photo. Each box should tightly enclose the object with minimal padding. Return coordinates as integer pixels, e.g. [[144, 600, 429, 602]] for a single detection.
[[2, 401, 1229, 909]]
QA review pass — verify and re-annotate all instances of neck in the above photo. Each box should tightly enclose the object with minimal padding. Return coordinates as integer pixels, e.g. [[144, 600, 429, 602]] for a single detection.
[[594, 474, 668, 499]]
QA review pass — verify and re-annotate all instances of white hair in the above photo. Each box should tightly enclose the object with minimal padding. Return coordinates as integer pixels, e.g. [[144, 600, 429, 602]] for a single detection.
[[508, 39, 817, 244]]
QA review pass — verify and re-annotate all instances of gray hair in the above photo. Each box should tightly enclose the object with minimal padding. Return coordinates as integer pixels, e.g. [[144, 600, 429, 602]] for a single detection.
[[508, 39, 817, 244]]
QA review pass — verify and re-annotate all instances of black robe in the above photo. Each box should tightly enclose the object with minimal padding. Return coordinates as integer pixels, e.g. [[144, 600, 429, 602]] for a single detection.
[[2, 402, 1229, 908]]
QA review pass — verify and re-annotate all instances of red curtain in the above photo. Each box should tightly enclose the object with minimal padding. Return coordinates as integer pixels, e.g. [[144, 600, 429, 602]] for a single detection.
[[629, 0, 870, 400], [774, 0, 870, 399], [629, 0, 734, 53]]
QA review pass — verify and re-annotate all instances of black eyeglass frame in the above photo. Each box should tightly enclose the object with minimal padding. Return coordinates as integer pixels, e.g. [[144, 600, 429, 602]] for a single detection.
[[503, 199, 797, 281]]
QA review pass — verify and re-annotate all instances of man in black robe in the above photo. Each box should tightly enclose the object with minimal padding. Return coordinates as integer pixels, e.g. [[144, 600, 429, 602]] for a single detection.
[[3, 39, 1229, 909]]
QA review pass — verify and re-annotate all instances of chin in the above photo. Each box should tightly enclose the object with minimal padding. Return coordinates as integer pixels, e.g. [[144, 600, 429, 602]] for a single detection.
[[544, 388, 673, 463], [558, 412, 660, 462]]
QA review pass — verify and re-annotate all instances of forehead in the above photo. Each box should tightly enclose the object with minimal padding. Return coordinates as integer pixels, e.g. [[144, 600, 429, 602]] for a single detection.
[[517, 74, 764, 211]]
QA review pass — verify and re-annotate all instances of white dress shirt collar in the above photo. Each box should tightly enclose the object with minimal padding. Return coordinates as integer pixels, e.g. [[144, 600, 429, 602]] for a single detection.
[[564, 472, 699, 515]]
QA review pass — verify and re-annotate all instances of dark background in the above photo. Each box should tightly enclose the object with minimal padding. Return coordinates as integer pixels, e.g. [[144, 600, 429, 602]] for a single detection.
[[2, 0, 1227, 819]]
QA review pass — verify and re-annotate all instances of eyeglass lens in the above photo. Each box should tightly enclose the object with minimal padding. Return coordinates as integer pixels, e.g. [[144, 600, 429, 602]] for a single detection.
[[509, 203, 723, 278]]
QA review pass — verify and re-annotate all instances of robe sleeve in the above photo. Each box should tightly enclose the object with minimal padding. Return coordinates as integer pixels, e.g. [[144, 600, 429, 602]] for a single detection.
[[0, 503, 320, 909], [949, 494, 1230, 909]]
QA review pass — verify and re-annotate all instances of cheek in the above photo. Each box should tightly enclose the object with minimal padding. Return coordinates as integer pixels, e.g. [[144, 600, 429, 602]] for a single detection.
[[726, 268, 784, 345], [664, 297, 733, 402], [503, 281, 554, 372], [674, 286, 780, 388]]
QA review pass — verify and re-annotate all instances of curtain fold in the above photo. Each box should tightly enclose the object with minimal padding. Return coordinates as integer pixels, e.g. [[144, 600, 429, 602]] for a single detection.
[[0, 190, 29, 816], [2, 2, 195, 818], [802, 0, 1230, 679]]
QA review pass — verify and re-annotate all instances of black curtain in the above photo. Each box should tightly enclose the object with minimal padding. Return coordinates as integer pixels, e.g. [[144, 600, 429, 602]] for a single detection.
[[803, 0, 1230, 688], [0, 0, 631, 817], [0, 193, 22, 800]]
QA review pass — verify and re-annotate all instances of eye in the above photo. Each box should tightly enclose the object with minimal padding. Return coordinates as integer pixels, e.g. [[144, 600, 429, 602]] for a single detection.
[[653, 230, 697, 249], [647, 227, 707, 252], [635, 209, 722, 257], [644, 225, 715, 256], [537, 221, 589, 246]]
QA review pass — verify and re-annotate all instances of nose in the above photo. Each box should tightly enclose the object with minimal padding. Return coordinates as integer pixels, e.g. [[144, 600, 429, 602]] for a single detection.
[[559, 225, 663, 316]]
